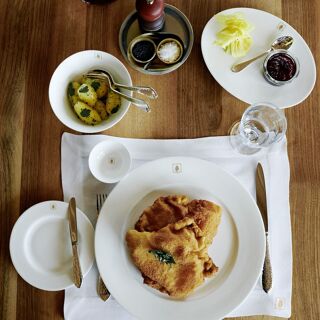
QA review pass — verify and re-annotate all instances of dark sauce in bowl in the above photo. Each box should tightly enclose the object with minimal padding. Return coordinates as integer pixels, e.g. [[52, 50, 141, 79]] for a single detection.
[[132, 40, 155, 62], [266, 52, 297, 82]]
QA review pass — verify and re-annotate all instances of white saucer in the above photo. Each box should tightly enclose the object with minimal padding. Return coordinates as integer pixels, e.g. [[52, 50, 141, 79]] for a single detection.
[[201, 7, 316, 108], [10, 201, 94, 291]]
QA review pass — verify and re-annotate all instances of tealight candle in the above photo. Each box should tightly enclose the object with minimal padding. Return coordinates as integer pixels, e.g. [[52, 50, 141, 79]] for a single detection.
[[88, 140, 131, 183]]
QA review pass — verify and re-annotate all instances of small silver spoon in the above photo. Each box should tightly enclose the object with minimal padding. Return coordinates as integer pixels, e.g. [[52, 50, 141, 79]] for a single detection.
[[231, 36, 294, 72]]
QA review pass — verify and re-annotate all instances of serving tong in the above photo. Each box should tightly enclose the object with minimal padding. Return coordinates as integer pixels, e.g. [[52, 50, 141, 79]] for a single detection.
[[85, 69, 158, 113]]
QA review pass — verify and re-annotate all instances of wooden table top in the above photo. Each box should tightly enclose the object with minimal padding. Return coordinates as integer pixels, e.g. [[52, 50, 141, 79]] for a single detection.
[[1, 0, 319, 319]]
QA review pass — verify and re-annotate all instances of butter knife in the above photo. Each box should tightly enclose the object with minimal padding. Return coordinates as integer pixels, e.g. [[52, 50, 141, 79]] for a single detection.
[[256, 163, 272, 293], [68, 197, 83, 288]]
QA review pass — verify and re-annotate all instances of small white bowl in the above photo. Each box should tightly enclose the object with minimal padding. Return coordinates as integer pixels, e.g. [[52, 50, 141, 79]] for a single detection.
[[88, 140, 131, 183], [49, 50, 132, 133]]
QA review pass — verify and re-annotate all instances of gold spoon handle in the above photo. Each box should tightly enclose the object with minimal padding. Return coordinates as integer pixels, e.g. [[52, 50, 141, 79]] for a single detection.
[[231, 51, 268, 72]]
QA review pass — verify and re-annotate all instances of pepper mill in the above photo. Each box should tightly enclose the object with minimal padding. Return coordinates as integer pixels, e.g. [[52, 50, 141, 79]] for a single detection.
[[136, 0, 165, 32]]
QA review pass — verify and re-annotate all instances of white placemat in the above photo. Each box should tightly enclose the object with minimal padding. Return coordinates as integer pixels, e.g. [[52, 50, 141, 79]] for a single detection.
[[62, 132, 292, 319]]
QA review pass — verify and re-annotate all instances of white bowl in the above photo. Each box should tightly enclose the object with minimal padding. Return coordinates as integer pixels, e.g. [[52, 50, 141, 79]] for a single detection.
[[49, 50, 132, 133], [88, 140, 131, 183]]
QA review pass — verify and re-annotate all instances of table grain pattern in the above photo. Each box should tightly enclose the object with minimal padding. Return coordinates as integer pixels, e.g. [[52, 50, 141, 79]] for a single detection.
[[0, 0, 319, 319]]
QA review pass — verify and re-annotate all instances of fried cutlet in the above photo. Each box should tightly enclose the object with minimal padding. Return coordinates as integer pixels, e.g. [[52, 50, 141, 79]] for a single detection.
[[126, 217, 219, 298], [187, 199, 221, 245], [135, 195, 189, 232], [135, 195, 221, 245]]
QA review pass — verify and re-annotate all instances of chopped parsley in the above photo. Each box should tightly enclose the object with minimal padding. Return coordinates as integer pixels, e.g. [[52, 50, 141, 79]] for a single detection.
[[68, 83, 75, 96], [79, 85, 89, 93], [80, 108, 91, 118], [149, 250, 175, 265], [91, 81, 100, 91], [100, 96, 107, 104], [111, 105, 120, 114]]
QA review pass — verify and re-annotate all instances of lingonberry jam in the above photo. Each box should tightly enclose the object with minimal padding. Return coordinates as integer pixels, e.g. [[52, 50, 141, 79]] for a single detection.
[[263, 50, 299, 85], [266, 52, 297, 81]]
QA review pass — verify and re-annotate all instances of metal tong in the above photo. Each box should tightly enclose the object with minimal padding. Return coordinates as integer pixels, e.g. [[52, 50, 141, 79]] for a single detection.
[[85, 69, 158, 113]]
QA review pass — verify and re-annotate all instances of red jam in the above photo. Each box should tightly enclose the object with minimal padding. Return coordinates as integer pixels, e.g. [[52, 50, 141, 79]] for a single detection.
[[266, 53, 297, 82]]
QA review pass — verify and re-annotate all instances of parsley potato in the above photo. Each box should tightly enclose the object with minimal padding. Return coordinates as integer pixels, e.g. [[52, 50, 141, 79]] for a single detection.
[[67, 81, 81, 106], [82, 77, 108, 98], [106, 91, 121, 114], [74, 101, 102, 125], [93, 100, 108, 120], [67, 74, 122, 126], [77, 84, 97, 107]]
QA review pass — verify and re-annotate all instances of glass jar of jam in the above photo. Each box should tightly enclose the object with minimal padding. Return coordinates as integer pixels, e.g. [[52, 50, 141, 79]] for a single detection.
[[263, 49, 299, 86]]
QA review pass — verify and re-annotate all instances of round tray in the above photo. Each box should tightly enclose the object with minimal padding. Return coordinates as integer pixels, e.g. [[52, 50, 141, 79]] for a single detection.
[[119, 4, 194, 75]]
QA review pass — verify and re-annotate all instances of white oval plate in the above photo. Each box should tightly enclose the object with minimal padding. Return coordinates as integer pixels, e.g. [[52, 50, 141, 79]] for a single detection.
[[95, 157, 265, 320], [10, 201, 94, 291], [201, 7, 316, 108]]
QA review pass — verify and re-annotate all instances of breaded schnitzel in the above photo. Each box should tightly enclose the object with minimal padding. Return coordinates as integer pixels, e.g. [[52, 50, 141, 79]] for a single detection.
[[135, 195, 189, 232], [135, 195, 221, 245], [126, 195, 221, 298], [126, 217, 218, 298]]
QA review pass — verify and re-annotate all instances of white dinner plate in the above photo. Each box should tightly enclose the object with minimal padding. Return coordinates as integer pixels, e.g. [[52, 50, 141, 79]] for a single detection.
[[201, 7, 316, 108], [10, 201, 94, 291], [95, 157, 265, 320]]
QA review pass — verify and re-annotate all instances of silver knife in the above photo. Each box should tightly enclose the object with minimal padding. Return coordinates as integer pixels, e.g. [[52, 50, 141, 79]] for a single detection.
[[68, 197, 83, 288], [256, 163, 272, 293]]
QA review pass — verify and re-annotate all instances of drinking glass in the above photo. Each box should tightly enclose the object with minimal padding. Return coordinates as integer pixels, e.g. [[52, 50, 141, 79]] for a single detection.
[[229, 102, 287, 154]]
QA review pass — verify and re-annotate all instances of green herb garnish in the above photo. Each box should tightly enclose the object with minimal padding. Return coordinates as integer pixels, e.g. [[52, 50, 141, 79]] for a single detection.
[[80, 108, 91, 117], [79, 85, 89, 93], [68, 83, 75, 96], [111, 105, 120, 114], [91, 81, 100, 91], [100, 96, 107, 104], [149, 250, 175, 265]]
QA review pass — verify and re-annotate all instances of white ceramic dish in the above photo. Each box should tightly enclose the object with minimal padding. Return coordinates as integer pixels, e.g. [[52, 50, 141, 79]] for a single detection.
[[49, 50, 132, 133], [10, 201, 94, 291], [95, 157, 265, 320], [89, 140, 131, 183], [201, 7, 316, 108]]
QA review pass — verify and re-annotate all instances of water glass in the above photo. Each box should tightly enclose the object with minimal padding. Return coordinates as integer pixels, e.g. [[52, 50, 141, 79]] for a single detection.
[[229, 103, 287, 154]]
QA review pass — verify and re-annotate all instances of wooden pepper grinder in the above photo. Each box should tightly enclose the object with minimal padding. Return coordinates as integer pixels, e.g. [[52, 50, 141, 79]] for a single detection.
[[136, 0, 165, 32]]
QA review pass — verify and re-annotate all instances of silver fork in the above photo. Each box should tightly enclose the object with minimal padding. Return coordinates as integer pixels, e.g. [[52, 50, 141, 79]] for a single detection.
[[96, 194, 110, 301]]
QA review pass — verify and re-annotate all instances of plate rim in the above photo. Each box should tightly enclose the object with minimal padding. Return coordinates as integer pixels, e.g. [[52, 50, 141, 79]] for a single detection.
[[9, 200, 95, 291], [200, 7, 316, 108], [95, 156, 265, 320]]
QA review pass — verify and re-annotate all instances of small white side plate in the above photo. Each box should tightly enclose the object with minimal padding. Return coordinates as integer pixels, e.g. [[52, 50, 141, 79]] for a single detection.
[[10, 201, 94, 291], [201, 7, 316, 108]]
